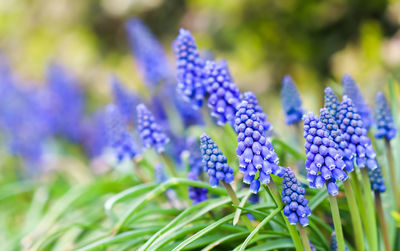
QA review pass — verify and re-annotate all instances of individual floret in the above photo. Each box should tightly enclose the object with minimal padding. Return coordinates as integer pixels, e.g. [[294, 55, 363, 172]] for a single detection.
[[280, 75, 304, 125], [374, 92, 397, 140]]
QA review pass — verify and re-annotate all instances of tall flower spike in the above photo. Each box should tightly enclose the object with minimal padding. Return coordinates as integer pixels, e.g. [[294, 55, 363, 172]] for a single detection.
[[281, 75, 304, 125], [200, 133, 234, 187], [125, 18, 169, 86], [235, 100, 284, 194], [110, 75, 141, 125], [319, 108, 354, 172], [242, 92, 272, 135], [281, 168, 311, 226], [324, 87, 340, 119], [374, 92, 397, 140], [368, 164, 386, 193], [203, 60, 241, 125], [337, 96, 377, 170], [104, 104, 139, 161], [342, 74, 373, 130], [137, 104, 169, 153], [173, 29, 206, 109], [303, 112, 348, 196]]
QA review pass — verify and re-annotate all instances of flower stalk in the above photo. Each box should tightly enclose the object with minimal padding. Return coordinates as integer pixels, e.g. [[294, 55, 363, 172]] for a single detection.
[[375, 191, 391, 251], [384, 139, 400, 211], [328, 193, 345, 251], [298, 224, 312, 251]]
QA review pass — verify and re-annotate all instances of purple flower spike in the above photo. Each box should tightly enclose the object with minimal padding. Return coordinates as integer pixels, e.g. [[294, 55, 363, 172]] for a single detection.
[[242, 92, 272, 135], [125, 18, 169, 86], [235, 100, 284, 194], [173, 29, 206, 109], [374, 92, 397, 140], [104, 104, 140, 161], [337, 96, 378, 170], [281, 168, 311, 226], [324, 87, 340, 119], [368, 164, 386, 193], [281, 75, 304, 125], [203, 60, 241, 125], [303, 112, 348, 196], [137, 104, 169, 153], [342, 74, 373, 130], [200, 133, 234, 187]]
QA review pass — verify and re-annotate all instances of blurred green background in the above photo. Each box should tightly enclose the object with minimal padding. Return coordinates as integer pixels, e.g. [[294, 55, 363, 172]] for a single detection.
[[1, 0, 400, 137]]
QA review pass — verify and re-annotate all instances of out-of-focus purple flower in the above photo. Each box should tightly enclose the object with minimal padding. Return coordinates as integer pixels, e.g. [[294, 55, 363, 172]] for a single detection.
[[247, 193, 260, 221], [320, 108, 354, 172], [105, 104, 139, 161], [303, 112, 348, 196], [374, 92, 397, 140], [235, 100, 284, 194], [309, 242, 317, 251], [46, 62, 85, 142], [203, 60, 241, 125], [281, 168, 311, 226], [125, 18, 169, 86], [200, 133, 234, 187], [137, 103, 169, 152], [281, 75, 304, 125], [368, 164, 386, 193], [342, 74, 373, 130], [154, 162, 167, 183], [337, 96, 377, 170], [324, 87, 340, 119], [173, 29, 206, 109], [330, 232, 349, 251], [80, 110, 108, 159], [110, 75, 141, 125], [187, 137, 208, 204], [242, 92, 272, 135]]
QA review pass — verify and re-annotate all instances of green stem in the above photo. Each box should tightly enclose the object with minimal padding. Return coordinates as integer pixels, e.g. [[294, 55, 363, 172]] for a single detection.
[[328, 194, 345, 251], [375, 191, 392, 251], [343, 179, 365, 251], [132, 159, 151, 183], [222, 181, 254, 232], [350, 172, 368, 232], [160, 153, 179, 178], [266, 182, 303, 251], [385, 139, 400, 211], [298, 225, 312, 251], [360, 168, 378, 251]]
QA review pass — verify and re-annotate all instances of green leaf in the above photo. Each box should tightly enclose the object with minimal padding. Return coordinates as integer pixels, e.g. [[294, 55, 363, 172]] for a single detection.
[[271, 138, 306, 160], [309, 188, 328, 210], [246, 238, 294, 251], [201, 232, 248, 251], [233, 190, 252, 225]]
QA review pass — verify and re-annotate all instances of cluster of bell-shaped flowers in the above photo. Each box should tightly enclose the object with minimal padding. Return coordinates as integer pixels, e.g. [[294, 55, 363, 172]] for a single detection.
[[324, 87, 340, 119], [368, 164, 386, 193], [280, 75, 305, 125], [374, 92, 397, 140], [241, 92, 272, 135]]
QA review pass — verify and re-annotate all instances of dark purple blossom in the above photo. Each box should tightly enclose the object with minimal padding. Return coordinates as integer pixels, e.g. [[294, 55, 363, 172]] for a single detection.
[[242, 92, 272, 135], [342, 74, 373, 130], [200, 133, 234, 187], [374, 92, 397, 140], [303, 112, 348, 196], [324, 87, 340, 119], [368, 164, 386, 193], [281, 168, 311, 226], [280, 75, 304, 125]]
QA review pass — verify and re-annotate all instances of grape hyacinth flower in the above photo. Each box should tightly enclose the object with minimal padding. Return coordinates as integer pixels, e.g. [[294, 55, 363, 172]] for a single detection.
[[242, 92, 272, 135], [336, 96, 377, 171], [330, 232, 349, 251], [281, 168, 311, 226], [324, 87, 340, 119], [303, 112, 348, 196], [319, 108, 354, 172], [104, 104, 139, 161], [235, 100, 284, 193], [110, 75, 141, 125], [203, 60, 241, 125], [173, 29, 206, 109], [368, 164, 386, 193], [137, 104, 169, 153], [342, 74, 373, 130], [374, 92, 397, 140], [125, 18, 169, 86], [200, 133, 234, 187], [281, 75, 304, 125]]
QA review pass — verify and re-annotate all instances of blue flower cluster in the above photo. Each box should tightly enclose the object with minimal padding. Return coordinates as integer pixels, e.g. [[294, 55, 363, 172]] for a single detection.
[[303, 112, 348, 196], [374, 92, 397, 140], [203, 60, 241, 125], [330, 232, 349, 251], [80, 110, 108, 159], [104, 104, 139, 161], [125, 18, 170, 86], [319, 108, 354, 172], [342, 74, 373, 130], [337, 96, 377, 170], [200, 133, 234, 187], [368, 164, 386, 193], [281, 168, 311, 226], [235, 100, 284, 193], [173, 29, 206, 109], [324, 87, 340, 119], [280, 75, 304, 125], [137, 104, 169, 153], [242, 92, 272, 135]]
